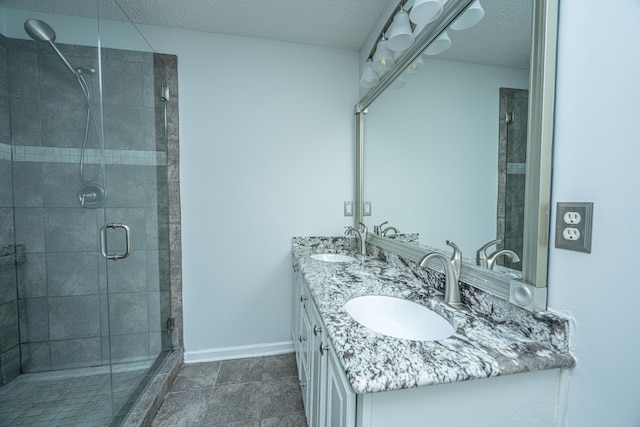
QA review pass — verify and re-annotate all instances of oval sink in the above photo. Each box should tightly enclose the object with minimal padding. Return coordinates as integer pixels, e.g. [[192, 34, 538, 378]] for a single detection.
[[344, 295, 454, 341], [310, 253, 357, 263]]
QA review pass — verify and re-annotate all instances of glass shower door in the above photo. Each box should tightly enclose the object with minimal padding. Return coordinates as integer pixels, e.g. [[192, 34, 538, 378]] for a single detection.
[[1, 2, 172, 425], [97, 1, 173, 421]]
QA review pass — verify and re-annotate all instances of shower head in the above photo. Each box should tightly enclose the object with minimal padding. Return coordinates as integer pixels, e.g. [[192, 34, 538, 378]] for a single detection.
[[24, 19, 56, 42], [24, 18, 77, 76]]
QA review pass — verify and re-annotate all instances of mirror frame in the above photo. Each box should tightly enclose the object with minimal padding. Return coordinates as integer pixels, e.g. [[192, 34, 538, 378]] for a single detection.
[[355, 0, 558, 311]]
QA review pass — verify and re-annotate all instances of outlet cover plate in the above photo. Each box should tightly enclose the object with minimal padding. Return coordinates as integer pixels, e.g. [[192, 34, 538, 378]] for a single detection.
[[555, 202, 594, 253]]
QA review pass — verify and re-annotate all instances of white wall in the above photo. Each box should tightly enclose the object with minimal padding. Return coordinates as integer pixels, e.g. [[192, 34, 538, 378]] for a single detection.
[[364, 59, 528, 255], [549, 0, 640, 425], [138, 26, 359, 359]]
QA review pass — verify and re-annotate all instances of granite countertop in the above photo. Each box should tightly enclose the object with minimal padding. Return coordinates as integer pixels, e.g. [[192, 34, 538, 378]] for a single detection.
[[293, 237, 576, 394]]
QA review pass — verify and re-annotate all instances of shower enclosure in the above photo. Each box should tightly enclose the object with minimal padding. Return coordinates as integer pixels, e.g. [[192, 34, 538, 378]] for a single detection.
[[0, 2, 182, 425]]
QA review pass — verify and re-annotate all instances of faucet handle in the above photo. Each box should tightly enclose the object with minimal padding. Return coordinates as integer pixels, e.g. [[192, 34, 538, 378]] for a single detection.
[[359, 222, 368, 235], [445, 240, 461, 261], [477, 238, 501, 254], [445, 240, 462, 275], [373, 221, 388, 235], [476, 239, 501, 267]]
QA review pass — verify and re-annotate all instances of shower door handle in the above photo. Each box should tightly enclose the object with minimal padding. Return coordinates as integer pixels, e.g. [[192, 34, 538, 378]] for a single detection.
[[100, 223, 132, 260]]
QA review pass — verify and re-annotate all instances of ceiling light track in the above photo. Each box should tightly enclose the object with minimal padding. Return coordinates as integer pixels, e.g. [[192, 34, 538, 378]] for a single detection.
[[360, 0, 484, 92]]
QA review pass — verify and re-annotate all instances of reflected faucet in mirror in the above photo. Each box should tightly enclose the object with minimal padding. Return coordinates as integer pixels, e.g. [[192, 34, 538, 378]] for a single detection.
[[418, 240, 464, 308], [476, 239, 521, 269], [345, 222, 368, 255], [373, 221, 400, 236]]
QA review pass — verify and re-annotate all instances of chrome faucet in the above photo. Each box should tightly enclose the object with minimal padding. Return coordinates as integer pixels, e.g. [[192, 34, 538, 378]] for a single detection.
[[418, 240, 463, 308], [476, 239, 520, 269], [345, 222, 368, 255], [373, 221, 387, 236], [487, 249, 520, 269], [382, 225, 399, 236], [373, 221, 399, 236]]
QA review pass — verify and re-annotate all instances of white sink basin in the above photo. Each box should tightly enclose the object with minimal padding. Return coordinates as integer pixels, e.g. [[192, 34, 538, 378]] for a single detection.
[[344, 295, 454, 341], [310, 253, 357, 263]]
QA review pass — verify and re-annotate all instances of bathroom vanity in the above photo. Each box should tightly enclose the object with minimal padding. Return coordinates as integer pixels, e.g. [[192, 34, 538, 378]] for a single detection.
[[292, 237, 575, 427]]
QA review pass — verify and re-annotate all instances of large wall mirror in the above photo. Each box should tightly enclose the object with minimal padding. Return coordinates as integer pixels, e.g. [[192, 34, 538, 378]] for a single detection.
[[355, 0, 558, 311]]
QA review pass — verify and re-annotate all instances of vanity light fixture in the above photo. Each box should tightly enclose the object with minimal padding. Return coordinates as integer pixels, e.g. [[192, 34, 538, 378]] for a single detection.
[[409, 0, 445, 25], [407, 55, 424, 73], [360, 59, 380, 88], [387, 8, 414, 52], [423, 31, 452, 55], [388, 74, 407, 90], [449, 0, 484, 30], [372, 36, 395, 73]]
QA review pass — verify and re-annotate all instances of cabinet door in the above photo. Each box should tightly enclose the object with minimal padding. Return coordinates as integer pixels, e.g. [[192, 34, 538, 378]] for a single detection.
[[325, 344, 356, 427], [291, 266, 304, 367], [309, 301, 327, 427], [300, 303, 312, 418]]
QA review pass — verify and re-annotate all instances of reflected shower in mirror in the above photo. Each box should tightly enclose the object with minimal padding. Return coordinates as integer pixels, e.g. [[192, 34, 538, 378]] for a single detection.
[[362, 0, 532, 274]]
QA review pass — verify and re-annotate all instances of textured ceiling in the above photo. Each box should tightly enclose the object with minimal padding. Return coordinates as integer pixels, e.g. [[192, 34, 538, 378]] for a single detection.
[[1, 0, 531, 67], [0, 0, 390, 50], [438, 0, 532, 69]]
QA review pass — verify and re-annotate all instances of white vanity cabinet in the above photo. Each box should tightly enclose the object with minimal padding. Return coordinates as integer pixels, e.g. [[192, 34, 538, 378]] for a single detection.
[[292, 264, 356, 427]]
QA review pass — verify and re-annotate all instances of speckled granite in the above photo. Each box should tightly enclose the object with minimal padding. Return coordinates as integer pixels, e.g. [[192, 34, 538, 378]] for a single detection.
[[292, 236, 575, 394]]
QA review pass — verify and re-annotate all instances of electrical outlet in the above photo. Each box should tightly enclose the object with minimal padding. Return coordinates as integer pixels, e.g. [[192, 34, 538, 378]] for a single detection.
[[563, 211, 582, 225], [555, 202, 593, 252], [344, 201, 353, 217], [363, 201, 372, 216], [562, 227, 580, 240]]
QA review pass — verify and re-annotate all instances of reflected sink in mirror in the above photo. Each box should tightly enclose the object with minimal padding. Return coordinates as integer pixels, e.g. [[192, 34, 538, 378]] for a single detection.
[[310, 253, 357, 263], [344, 295, 454, 341]]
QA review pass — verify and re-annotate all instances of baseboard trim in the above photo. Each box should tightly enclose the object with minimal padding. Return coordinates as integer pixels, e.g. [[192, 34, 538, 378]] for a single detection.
[[184, 341, 294, 364]]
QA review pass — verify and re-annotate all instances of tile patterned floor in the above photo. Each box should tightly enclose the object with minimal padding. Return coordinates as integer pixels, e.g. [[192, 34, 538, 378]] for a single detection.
[[0, 360, 154, 426], [151, 353, 308, 427]]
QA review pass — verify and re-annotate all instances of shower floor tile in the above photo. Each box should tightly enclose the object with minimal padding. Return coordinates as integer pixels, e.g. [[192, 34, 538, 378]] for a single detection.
[[0, 360, 154, 426]]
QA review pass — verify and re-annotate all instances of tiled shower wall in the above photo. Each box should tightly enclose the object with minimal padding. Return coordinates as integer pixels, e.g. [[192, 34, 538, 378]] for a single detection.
[[0, 34, 175, 375], [0, 35, 21, 385], [497, 88, 528, 269]]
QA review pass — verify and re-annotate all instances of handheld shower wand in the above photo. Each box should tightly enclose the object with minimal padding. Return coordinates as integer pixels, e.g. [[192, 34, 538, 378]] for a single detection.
[[24, 19, 78, 77], [24, 18, 105, 199]]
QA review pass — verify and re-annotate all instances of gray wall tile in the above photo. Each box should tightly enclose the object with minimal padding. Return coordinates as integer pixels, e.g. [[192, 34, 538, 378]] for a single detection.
[[45, 207, 101, 252], [4, 43, 180, 378], [43, 163, 84, 207], [106, 207, 147, 250], [7, 46, 40, 99], [102, 60, 144, 106], [49, 295, 100, 340], [9, 96, 42, 146], [0, 161, 13, 207], [103, 103, 145, 150], [14, 207, 45, 253], [47, 252, 100, 296], [0, 207, 15, 249], [105, 165, 145, 207], [20, 342, 50, 373], [0, 345, 20, 384], [104, 250, 148, 293], [38, 52, 87, 104], [17, 253, 47, 298], [40, 99, 87, 148], [0, 266, 17, 305], [108, 292, 148, 335], [50, 337, 101, 369], [109, 333, 149, 363], [0, 300, 19, 350], [12, 161, 44, 207], [18, 297, 49, 342]]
